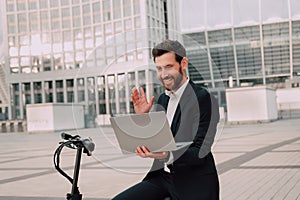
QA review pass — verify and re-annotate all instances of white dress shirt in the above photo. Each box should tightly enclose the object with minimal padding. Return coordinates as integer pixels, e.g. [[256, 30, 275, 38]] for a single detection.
[[163, 78, 189, 172]]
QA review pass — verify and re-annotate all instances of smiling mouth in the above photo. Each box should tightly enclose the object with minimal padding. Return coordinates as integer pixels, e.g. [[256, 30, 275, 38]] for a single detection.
[[163, 76, 173, 81], [163, 79, 173, 84]]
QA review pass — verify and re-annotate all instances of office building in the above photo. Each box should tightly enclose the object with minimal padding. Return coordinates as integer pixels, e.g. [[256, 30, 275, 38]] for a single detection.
[[0, 0, 179, 124], [0, 59, 9, 120], [2, 0, 300, 125], [179, 0, 300, 106]]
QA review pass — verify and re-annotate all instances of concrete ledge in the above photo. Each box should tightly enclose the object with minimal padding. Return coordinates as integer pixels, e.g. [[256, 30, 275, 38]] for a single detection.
[[225, 118, 278, 125]]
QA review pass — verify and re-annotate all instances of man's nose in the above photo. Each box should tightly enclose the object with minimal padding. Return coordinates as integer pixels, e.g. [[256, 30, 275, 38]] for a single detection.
[[160, 68, 169, 78]]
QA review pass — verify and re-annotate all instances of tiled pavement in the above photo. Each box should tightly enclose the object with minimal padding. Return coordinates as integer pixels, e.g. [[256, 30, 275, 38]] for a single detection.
[[0, 118, 299, 200]]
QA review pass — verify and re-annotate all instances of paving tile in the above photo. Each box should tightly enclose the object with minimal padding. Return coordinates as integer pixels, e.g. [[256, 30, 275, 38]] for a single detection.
[[268, 169, 300, 199], [0, 118, 299, 199]]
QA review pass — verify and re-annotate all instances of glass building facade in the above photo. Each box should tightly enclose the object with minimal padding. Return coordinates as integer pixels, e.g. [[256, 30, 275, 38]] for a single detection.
[[1, 0, 176, 122], [183, 19, 300, 107], [3, 0, 300, 123]]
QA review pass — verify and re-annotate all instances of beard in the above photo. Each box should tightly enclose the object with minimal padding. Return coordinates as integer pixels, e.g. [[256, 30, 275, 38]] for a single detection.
[[161, 66, 185, 91]]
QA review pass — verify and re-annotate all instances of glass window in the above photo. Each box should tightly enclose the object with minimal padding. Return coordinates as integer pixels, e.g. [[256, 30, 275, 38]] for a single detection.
[[83, 4, 91, 25], [66, 79, 74, 103], [17, 1, 26, 11], [138, 71, 146, 86], [67, 91, 74, 102], [34, 82, 42, 103], [263, 22, 290, 75], [235, 26, 260, 42], [8, 36, 16, 46], [184, 32, 206, 46], [125, 19, 132, 30], [95, 25, 102, 37], [7, 14, 15, 23], [77, 78, 85, 102], [56, 80, 63, 88], [106, 46, 114, 57], [118, 74, 126, 113], [8, 24, 16, 34], [83, 4, 90, 13], [97, 76, 106, 99], [83, 15, 91, 26], [66, 79, 74, 87], [93, 2, 101, 23], [29, 0, 37, 10], [292, 21, 300, 73], [123, 0, 132, 17], [40, 0, 48, 9], [18, 14, 27, 33], [61, 0, 69, 6], [87, 77, 95, 101], [45, 81, 53, 103], [208, 29, 232, 45], [62, 8, 70, 29], [6, 1, 15, 12], [97, 76, 106, 114], [22, 82, 31, 105], [57, 92, 64, 103], [236, 44, 262, 78], [210, 46, 236, 80], [134, 17, 141, 28], [133, 0, 140, 14], [73, 18, 81, 28], [114, 21, 122, 33], [103, 0, 111, 21], [12, 84, 20, 111], [29, 13, 38, 32], [41, 11, 50, 31], [72, 6, 81, 27], [113, 0, 121, 19], [128, 72, 135, 113], [108, 75, 116, 115], [50, 0, 59, 7], [51, 9, 60, 30], [73, 6, 80, 15]]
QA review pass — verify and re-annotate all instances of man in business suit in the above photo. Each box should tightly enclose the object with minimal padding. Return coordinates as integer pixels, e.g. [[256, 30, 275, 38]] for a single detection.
[[112, 40, 220, 200]]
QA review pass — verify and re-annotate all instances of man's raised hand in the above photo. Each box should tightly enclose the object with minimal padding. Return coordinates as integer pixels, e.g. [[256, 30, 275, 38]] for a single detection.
[[131, 87, 154, 114]]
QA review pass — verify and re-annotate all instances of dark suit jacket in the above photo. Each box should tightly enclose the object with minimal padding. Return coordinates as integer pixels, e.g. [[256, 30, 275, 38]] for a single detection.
[[143, 80, 220, 193]]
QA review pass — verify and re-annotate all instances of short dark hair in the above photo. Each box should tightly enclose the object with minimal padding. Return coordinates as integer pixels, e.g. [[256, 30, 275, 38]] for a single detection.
[[152, 39, 186, 63]]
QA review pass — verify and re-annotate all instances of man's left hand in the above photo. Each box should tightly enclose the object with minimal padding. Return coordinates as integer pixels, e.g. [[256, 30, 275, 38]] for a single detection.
[[135, 146, 169, 160]]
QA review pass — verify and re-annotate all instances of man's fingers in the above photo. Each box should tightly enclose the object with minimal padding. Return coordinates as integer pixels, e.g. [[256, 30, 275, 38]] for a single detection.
[[142, 146, 150, 152], [136, 146, 153, 158], [131, 88, 139, 102], [136, 146, 146, 158], [139, 87, 146, 98], [135, 146, 168, 159]]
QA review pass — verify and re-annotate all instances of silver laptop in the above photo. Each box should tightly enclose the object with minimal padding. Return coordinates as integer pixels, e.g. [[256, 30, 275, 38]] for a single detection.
[[110, 111, 192, 153]]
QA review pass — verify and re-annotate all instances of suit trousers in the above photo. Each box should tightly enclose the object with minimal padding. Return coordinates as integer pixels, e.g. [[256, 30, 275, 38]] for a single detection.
[[111, 171, 219, 200]]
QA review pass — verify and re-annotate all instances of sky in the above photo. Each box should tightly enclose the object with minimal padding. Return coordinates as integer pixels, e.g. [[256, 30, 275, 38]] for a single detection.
[[179, 0, 300, 32]]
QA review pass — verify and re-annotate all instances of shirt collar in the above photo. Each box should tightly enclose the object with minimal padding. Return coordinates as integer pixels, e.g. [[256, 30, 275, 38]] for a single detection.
[[165, 77, 189, 99]]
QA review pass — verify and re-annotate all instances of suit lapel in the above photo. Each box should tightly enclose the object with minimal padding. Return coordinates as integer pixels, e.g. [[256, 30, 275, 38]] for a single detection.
[[170, 81, 194, 136], [158, 80, 195, 137]]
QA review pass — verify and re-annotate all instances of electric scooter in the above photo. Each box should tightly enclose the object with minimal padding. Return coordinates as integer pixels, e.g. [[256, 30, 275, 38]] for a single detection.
[[54, 132, 95, 200]]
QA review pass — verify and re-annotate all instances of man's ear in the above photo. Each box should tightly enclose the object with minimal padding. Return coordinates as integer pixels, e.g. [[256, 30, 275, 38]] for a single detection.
[[181, 57, 189, 71]]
